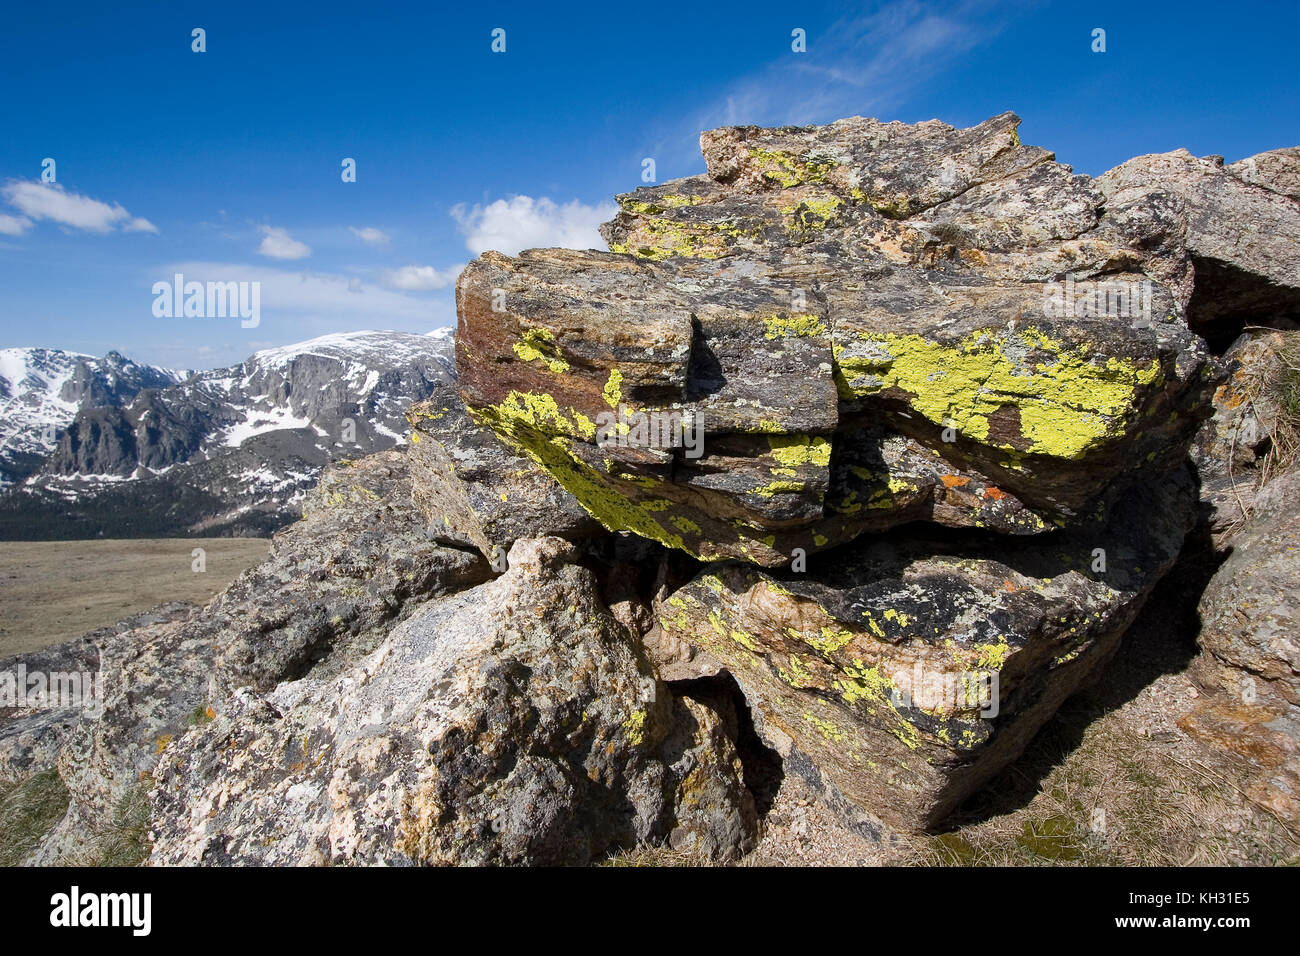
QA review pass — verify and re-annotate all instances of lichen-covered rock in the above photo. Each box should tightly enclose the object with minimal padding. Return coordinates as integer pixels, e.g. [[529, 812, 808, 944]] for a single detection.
[[1228, 147, 1300, 202], [0, 603, 194, 864], [211, 449, 490, 692], [658, 466, 1196, 833], [456, 112, 1220, 566], [0, 626, 106, 783], [20, 450, 490, 864], [1097, 149, 1300, 347], [28, 612, 208, 864], [1188, 331, 1297, 534], [1181, 471, 1300, 827], [1190, 471, 1300, 709], [148, 538, 757, 865], [407, 383, 604, 565]]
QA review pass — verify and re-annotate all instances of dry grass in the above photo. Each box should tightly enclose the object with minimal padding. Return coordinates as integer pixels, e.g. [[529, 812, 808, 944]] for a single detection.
[[0, 768, 71, 866], [897, 707, 1298, 867], [76, 783, 153, 867], [0, 537, 270, 657], [1237, 329, 1300, 487], [600, 843, 717, 867]]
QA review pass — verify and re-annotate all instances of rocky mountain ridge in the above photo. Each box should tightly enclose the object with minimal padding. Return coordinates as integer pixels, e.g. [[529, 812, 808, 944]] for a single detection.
[[0, 347, 188, 488], [0, 330, 456, 538]]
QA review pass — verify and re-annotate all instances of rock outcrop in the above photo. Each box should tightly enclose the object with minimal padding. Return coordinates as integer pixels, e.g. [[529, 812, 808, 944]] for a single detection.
[[6, 111, 1298, 865], [454, 112, 1231, 567], [1192, 329, 1300, 535], [406, 384, 604, 565], [1097, 149, 1300, 348], [15, 450, 490, 863]]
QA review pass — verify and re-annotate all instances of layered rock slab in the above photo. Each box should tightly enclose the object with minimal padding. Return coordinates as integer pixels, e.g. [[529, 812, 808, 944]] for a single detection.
[[1097, 148, 1300, 346], [148, 538, 757, 865], [456, 112, 1219, 566], [658, 467, 1197, 833], [407, 383, 604, 564]]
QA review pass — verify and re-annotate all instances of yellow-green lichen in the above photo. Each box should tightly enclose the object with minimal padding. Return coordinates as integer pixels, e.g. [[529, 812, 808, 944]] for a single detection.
[[468, 400, 690, 553], [670, 515, 702, 534], [609, 214, 758, 261], [974, 634, 1013, 670], [833, 326, 1163, 460], [763, 313, 828, 340], [747, 146, 837, 188], [803, 713, 847, 742], [780, 195, 845, 239], [512, 327, 570, 374], [602, 368, 623, 408], [766, 433, 832, 468], [622, 709, 647, 747], [752, 479, 807, 497]]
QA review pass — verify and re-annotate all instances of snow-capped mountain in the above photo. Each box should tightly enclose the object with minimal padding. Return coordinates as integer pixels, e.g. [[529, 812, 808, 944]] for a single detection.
[[0, 329, 456, 538], [0, 347, 188, 487]]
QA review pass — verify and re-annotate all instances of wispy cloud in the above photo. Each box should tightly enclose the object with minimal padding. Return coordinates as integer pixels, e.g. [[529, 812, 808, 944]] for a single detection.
[[350, 226, 390, 245], [381, 264, 463, 291], [643, 1, 1009, 169], [451, 196, 616, 256], [1, 180, 157, 234], [257, 225, 312, 260]]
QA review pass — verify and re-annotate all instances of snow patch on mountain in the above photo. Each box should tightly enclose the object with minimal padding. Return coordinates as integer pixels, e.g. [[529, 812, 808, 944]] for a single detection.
[[0, 329, 458, 538]]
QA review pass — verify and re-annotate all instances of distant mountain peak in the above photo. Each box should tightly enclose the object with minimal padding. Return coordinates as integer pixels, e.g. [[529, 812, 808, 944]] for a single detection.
[[0, 329, 458, 538]]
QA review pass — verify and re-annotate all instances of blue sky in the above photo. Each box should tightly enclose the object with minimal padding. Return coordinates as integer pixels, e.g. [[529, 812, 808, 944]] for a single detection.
[[1, 0, 1296, 369]]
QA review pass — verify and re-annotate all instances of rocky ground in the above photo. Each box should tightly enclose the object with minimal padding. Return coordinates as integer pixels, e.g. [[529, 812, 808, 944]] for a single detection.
[[2, 113, 1298, 866]]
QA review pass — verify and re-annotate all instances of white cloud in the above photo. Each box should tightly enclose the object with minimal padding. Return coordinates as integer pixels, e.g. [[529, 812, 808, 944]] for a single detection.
[[451, 196, 616, 256], [381, 264, 463, 291], [162, 262, 450, 326], [0, 213, 31, 236], [350, 226, 390, 245], [257, 225, 312, 260], [1, 180, 156, 234]]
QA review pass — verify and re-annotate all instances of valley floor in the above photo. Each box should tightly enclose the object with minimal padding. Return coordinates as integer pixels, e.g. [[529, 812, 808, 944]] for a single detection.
[[0, 538, 270, 657]]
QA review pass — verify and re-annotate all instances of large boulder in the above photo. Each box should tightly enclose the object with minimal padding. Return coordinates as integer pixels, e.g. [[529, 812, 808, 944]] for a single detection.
[[1097, 149, 1300, 348], [1190, 471, 1300, 709], [18, 450, 491, 864], [455, 112, 1220, 567], [148, 538, 757, 865], [209, 451, 491, 692], [657, 466, 1196, 833]]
